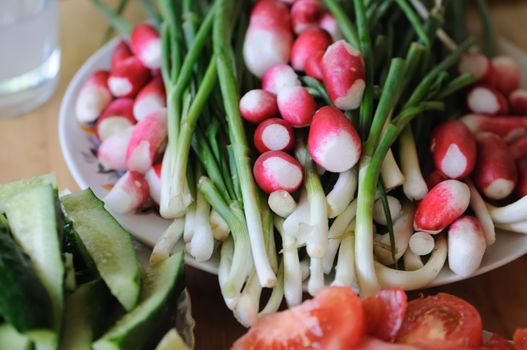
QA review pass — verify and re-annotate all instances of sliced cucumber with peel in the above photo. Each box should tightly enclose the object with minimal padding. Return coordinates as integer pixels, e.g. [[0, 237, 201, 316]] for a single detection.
[[0, 174, 55, 212], [61, 189, 141, 311], [0, 324, 32, 350], [93, 252, 185, 350]]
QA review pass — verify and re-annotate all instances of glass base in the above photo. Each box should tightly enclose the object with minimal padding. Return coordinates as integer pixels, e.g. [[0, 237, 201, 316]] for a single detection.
[[0, 48, 60, 119]]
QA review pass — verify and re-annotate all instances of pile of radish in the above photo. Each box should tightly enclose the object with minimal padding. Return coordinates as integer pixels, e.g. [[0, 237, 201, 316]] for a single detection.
[[79, 0, 527, 328]]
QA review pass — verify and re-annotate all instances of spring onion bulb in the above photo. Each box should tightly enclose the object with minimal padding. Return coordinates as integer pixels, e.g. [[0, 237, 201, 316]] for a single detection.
[[466, 179, 495, 245], [274, 217, 302, 306], [332, 228, 357, 288], [307, 257, 324, 296], [234, 271, 262, 327], [326, 168, 358, 218], [381, 149, 405, 190], [268, 190, 297, 218], [283, 190, 309, 240], [403, 249, 424, 271], [373, 195, 402, 226], [488, 196, 527, 224], [150, 217, 185, 265], [496, 220, 527, 234], [399, 127, 428, 201], [218, 237, 239, 310], [183, 202, 196, 242], [210, 209, 230, 241], [188, 191, 214, 262]]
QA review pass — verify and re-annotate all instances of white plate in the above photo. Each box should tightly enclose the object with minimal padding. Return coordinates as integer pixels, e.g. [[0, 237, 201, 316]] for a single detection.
[[59, 36, 527, 287]]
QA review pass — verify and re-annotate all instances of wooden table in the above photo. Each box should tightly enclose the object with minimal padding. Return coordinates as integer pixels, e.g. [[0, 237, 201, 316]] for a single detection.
[[1, 0, 526, 348]]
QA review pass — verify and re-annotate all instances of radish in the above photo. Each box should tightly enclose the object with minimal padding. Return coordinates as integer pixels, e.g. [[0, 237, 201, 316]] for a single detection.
[[413, 179, 470, 234], [461, 114, 527, 142], [466, 85, 509, 115], [111, 40, 134, 71], [448, 216, 487, 278], [239, 89, 279, 124], [253, 118, 294, 153], [409, 232, 435, 256], [516, 158, 527, 197], [319, 12, 343, 41], [491, 56, 520, 95], [290, 28, 332, 72], [373, 195, 402, 226], [510, 135, 527, 160], [95, 98, 136, 141], [430, 120, 477, 179], [509, 89, 527, 115], [253, 151, 303, 194], [425, 170, 447, 190], [268, 190, 297, 218], [130, 23, 161, 70], [458, 52, 493, 83], [108, 57, 151, 98], [474, 132, 517, 200], [133, 76, 166, 121], [321, 40, 366, 110], [145, 161, 162, 204], [243, 0, 293, 78], [126, 110, 167, 174], [277, 86, 316, 127], [290, 0, 324, 35], [104, 171, 150, 214], [75, 70, 112, 124], [308, 106, 362, 172], [304, 51, 324, 80], [97, 126, 134, 171], [262, 64, 301, 95]]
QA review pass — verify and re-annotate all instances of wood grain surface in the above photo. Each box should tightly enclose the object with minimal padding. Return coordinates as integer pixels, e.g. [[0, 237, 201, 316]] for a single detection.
[[0, 1, 526, 348]]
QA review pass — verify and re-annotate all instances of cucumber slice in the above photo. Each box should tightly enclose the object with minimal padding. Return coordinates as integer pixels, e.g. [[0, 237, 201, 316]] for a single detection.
[[92, 252, 185, 350], [61, 189, 141, 311], [60, 279, 114, 350], [0, 324, 33, 350], [0, 174, 56, 212], [4, 185, 64, 349]]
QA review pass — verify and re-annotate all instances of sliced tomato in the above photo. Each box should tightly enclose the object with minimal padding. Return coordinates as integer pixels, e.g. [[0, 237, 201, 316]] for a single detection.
[[362, 288, 407, 342], [514, 328, 527, 350], [396, 293, 483, 349], [356, 337, 420, 349], [231, 286, 365, 350], [480, 333, 515, 350]]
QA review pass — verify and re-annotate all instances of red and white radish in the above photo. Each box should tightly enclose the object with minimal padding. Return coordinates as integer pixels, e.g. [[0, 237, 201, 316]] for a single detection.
[[130, 23, 162, 70], [413, 179, 470, 234], [253, 151, 303, 194], [253, 118, 294, 153], [319, 12, 343, 41], [97, 126, 134, 171], [111, 40, 134, 71], [491, 56, 520, 95], [516, 158, 527, 197], [243, 0, 293, 78], [108, 57, 150, 98], [308, 106, 362, 172], [458, 52, 493, 83], [290, 0, 324, 35], [447, 216, 487, 278], [321, 40, 366, 110], [262, 64, 301, 95], [510, 135, 527, 160], [425, 170, 447, 190], [104, 171, 150, 214], [133, 76, 166, 121], [430, 120, 477, 179], [126, 110, 167, 174], [290, 28, 332, 72], [239, 89, 278, 124], [95, 98, 135, 141], [277, 86, 316, 127], [75, 70, 112, 124], [304, 51, 324, 80], [466, 85, 509, 115], [461, 114, 527, 142], [145, 161, 162, 204], [474, 132, 517, 200], [509, 89, 527, 115]]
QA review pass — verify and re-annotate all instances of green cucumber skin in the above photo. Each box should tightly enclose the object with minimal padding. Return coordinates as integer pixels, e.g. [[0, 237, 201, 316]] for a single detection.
[[62, 219, 97, 282], [0, 218, 54, 332], [0, 174, 56, 213], [0, 323, 33, 350], [4, 185, 65, 338], [61, 189, 141, 311], [92, 252, 185, 350]]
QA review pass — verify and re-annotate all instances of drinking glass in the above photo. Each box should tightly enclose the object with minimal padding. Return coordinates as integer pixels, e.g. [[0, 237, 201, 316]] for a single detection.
[[0, 0, 60, 118]]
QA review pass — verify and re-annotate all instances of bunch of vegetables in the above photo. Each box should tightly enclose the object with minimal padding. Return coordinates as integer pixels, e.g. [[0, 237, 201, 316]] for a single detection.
[[232, 285, 527, 350], [80, 0, 527, 328], [0, 174, 190, 350]]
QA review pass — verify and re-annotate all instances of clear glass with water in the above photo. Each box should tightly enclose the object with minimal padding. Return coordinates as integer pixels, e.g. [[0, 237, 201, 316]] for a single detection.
[[0, 0, 60, 118]]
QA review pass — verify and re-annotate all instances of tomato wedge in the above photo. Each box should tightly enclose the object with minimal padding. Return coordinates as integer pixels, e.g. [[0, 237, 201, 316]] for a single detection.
[[231, 286, 365, 350], [396, 293, 483, 349], [514, 328, 527, 350], [481, 333, 515, 350], [362, 288, 407, 342]]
